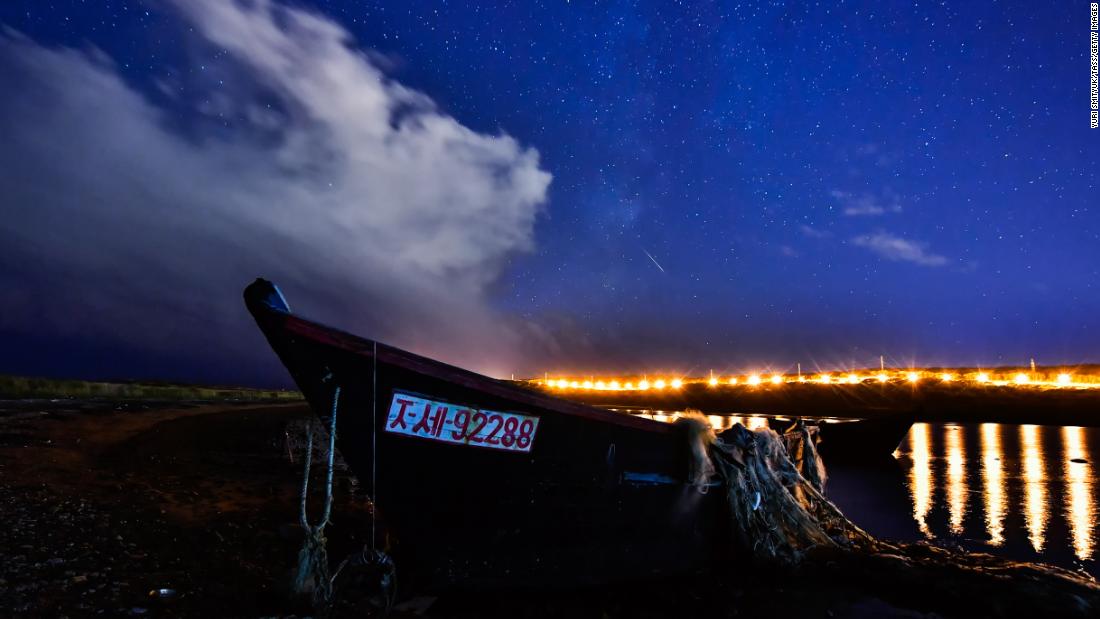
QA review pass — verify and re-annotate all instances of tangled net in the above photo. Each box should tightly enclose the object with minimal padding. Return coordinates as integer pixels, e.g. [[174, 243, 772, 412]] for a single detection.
[[712, 421, 878, 565], [677, 412, 1100, 617]]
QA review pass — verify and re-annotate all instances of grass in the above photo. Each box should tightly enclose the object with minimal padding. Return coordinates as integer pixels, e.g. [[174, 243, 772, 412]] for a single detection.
[[0, 374, 302, 402]]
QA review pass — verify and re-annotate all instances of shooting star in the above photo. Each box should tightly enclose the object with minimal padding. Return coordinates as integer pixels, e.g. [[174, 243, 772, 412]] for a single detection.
[[642, 248, 666, 273]]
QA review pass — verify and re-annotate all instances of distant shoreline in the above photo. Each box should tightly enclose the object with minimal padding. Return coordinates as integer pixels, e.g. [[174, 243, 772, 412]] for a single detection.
[[539, 381, 1100, 428], [0, 374, 301, 402]]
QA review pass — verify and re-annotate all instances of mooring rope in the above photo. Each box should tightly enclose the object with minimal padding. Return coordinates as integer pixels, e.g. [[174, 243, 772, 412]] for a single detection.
[[293, 385, 341, 607]]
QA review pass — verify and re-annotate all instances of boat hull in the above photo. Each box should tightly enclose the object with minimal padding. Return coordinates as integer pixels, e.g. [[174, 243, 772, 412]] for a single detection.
[[244, 280, 727, 591], [815, 415, 914, 461]]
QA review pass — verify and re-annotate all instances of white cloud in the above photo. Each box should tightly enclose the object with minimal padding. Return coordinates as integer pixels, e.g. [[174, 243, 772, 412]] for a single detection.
[[0, 0, 552, 380], [799, 224, 832, 239], [852, 232, 948, 267], [831, 189, 902, 217]]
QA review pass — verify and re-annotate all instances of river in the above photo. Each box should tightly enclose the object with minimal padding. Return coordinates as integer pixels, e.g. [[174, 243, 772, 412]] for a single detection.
[[829, 422, 1098, 577]]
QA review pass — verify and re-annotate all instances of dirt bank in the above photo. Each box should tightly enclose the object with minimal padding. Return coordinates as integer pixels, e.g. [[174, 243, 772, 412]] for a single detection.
[[0, 400, 374, 617]]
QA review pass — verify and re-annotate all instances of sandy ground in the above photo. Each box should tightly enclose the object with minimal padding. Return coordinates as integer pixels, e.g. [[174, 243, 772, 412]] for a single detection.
[[2, 398, 1082, 618]]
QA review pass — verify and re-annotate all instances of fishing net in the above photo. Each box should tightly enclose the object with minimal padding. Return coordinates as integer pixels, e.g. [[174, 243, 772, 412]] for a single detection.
[[677, 413, 876, 566], [677, 411, 1100, 616]]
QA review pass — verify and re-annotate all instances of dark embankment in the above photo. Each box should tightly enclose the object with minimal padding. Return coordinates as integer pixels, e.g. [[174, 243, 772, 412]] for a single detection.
[[0, 374, 301, 402]]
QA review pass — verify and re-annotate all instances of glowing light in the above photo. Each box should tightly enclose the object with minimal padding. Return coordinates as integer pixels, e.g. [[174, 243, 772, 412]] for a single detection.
[[536, 366, 1100, 394], [1021, 424, 1048, 551], [746, 416, 769, 430], [908, 423, 934, 538], [1064, 426, 1094, 560], [945, 425, 967, 534], [980, 423, 1005, 546]]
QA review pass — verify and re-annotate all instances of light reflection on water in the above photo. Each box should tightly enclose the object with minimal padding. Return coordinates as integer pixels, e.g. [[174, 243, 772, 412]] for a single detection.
[[1020, 424, 1048, 552], [909, 422, 933, 537], [1064, 426, 1094, 560], [945, 425, 967, 534], [896, 422, 1097, 571], [980, 423, 1006, 546]]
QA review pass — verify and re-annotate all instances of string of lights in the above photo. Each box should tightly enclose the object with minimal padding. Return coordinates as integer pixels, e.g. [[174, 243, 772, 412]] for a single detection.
[[532, 369, 1099, 391]]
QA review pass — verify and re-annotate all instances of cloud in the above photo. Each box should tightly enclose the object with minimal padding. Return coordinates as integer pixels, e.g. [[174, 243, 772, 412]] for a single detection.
[[852, 233, 948, 267], [0, 0, 552, 382], [830, 189, 902, 217], [799, 224, 832, 239]]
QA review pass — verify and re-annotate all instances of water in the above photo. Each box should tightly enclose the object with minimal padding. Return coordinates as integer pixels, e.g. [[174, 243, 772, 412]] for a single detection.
[[620, 409, 1100, 575], [829, 422, 1099, 576]]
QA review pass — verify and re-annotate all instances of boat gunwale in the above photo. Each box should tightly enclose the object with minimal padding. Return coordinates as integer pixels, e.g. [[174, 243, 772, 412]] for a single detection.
[[268, 310, 675, 435]]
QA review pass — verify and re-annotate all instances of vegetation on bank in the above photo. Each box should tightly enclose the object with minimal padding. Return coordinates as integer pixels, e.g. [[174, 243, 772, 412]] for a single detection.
[[0, 374, 302, 402]]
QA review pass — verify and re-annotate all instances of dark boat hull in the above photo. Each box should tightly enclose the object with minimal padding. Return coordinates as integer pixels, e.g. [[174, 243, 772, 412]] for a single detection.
[[244, 280, 727, 591], [764, 415, 912, 460], [815, 415, 914, 461]]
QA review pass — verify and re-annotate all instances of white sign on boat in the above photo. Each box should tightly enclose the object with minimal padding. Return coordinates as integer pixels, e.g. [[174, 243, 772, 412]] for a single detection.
[[384, 392, 539, 453]]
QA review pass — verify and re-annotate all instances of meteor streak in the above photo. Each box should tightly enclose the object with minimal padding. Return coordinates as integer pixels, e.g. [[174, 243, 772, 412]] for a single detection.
[[642, 248, 666, 273]]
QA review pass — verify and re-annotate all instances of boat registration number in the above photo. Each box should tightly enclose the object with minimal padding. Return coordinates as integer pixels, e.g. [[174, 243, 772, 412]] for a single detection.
[[384, 393, 539, 453]]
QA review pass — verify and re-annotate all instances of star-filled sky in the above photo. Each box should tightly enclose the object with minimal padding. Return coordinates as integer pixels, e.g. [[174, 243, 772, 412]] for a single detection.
[[0, 1, 1097, 386]]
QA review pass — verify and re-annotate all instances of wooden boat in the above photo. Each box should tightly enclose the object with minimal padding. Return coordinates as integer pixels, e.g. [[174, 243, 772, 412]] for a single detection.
[[244, 279, 727, 592], [811, 414, 914, 461]]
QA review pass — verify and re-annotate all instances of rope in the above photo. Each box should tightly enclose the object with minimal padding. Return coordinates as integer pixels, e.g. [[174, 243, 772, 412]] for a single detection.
[[293, 385, 341, 608]]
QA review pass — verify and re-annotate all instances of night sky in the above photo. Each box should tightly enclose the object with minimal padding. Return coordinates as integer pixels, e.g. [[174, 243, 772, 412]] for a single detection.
[[0, 1, 1097, 386]]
